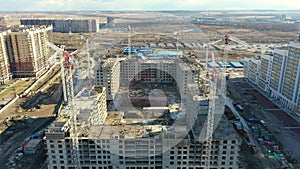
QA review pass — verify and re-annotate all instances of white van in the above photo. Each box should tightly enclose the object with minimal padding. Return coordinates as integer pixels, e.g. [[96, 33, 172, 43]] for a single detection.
[[260, 120, 266, 126]]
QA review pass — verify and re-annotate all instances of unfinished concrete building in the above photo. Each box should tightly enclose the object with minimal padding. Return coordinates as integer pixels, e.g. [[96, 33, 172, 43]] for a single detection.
[[46, 83, 240, 169], [120, 56, 193, 99], [95, 60, 120, 101]]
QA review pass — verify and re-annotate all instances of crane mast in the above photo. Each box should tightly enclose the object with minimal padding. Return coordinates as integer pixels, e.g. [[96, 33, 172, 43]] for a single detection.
[[204, 35, 228, 169], [204, 51, 217, 169], [63, 51, 81, 168], [47, 42, 80, 168]]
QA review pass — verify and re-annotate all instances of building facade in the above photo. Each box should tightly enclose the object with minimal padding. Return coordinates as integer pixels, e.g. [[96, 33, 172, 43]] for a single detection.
[[46, 83, 240, 169], [243, 57, 261, 85], [21, 19, 99, 33], [244, 41, 300, 113], [5, 26, 52, 78], [257, 55, 273, 92], [120, 58, 193, 99], [0, 32, 10, 84], [95, 60, 120, 101], [46, 55, 240, 169]]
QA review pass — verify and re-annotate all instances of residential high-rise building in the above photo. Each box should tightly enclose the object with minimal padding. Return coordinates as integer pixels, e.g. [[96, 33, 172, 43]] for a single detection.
[[5, 26, 52, 78], [0, 31, 10, 84], [46, 54, 240, 169], [176, 62, 193, 98], [281, 42, 300, 109], [269, 49, 288, 99], [257, 55, 273, 92], [243, 56, 261, 85], [244, 41, 300, 113], [21, 19, 99, 33], [95, 60, 120, 101]]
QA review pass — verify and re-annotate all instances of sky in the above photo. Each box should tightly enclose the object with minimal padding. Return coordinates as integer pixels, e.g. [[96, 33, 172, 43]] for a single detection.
[[0, 0, 299, 11]]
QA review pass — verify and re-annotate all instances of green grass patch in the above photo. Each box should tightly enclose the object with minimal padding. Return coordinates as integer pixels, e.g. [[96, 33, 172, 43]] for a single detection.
[[0, 81, 33, 98]]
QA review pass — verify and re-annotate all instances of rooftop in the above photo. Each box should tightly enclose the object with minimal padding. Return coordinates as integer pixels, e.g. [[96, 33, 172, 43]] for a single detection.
[[230, 61, 244, 68], [274, 49, 288, 56], [289, 41, 300, 49], [25, 139, 41, 148]]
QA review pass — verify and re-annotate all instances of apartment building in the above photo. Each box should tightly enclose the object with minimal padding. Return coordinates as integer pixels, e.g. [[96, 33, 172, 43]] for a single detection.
[[257, 55, 273, 92], [281, 42, 300, 110], [46, 116, 240, 169], [243, 57, 261, 85], [120, 57, 192, 99], [5, 26, 52, 78], [120, 59, 176, 85], [244, 41, 300, 113], [21, 19, 99, 33], [0, 31, 10, 84], [46, 87, 240, 169], [59, 86, 107, 124], [95, 60, 120, 100], [176, 63, 194, 99]]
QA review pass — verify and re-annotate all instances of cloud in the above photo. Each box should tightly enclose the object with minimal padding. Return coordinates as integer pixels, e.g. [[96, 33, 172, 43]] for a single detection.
[[0, 0, 299, 11]]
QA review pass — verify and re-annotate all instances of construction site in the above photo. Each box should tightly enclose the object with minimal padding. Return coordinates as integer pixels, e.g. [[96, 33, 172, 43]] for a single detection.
[[0, 63, 63, 169], [0, 10, 299, 169]]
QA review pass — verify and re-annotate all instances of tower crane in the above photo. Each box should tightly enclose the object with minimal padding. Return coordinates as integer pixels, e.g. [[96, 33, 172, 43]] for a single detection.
[[204, 35, 228, 169], [47, 42, 80, 168]]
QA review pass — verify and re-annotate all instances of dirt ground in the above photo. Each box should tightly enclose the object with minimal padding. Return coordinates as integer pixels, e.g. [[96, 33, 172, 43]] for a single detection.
[[0, 67, 63, 169], [227, 77, 300, 168]]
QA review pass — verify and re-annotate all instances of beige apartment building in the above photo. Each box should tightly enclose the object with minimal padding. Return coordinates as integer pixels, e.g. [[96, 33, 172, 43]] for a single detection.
[[5, 26, 52, 78]]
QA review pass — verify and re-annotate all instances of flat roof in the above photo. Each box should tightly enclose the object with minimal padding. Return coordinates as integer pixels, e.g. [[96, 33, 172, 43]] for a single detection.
[[289, 41, 300, 49], [230, 61, 244, 68], [25, 139, 41, 148], [195, 114, 239, 141], [208, 62, 221, 68], [217, 61, 231, 66], [274, 49, 288, 56]]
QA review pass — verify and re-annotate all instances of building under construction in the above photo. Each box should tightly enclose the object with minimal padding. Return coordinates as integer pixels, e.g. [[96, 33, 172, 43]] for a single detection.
[[45, 52, 241, 169]]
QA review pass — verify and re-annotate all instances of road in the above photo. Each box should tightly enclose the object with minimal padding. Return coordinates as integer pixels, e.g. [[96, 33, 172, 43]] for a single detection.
[[226, 97, 262, 153], [0, 117, 54, 169]]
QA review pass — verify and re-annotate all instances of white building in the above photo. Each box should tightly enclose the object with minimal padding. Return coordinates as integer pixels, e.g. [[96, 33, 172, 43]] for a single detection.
[[243, 56, 261, 85], [244, 41, 300, 114], [0, 31, 10, 84], [257, 55, 273, 92]]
